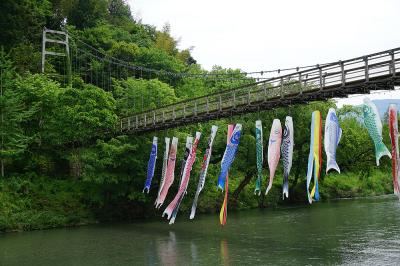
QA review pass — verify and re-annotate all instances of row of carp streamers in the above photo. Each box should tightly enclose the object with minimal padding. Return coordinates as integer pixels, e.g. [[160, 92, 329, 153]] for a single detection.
[[142, 97, 400, 224]]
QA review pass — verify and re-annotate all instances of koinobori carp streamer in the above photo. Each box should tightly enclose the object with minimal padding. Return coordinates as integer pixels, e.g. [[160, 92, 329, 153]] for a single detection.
[[363, 97, 391, 166], [218, 124, 242, 191], [388, 104, 400, 199], [255, 120, 263, 195], [324, 108, 342, 174], [143, 136, 158, 193], [281, 116, 293, 199], [163, 132, 201, 224], [190, 125, 218, 219], [306, 111, 323, 204], [265, 119, 282, 196], [220, 125, 235, 226], [155, 137, 170, 200], [178, 136, 193, 187], [155, 137, 178, 208]]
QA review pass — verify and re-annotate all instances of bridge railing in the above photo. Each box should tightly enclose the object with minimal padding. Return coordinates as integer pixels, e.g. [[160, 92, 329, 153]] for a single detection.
[[120, 47, 400, 132]]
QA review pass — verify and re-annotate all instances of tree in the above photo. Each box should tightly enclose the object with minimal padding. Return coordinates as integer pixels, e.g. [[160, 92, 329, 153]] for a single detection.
[[67, 0, 108, 29], [0, 50, 34, 177]]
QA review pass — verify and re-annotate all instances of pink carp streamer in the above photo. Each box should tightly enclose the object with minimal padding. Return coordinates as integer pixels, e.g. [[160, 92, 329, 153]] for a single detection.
[[265, 119, 282, 195], [155, 137, 178, 208], [163, 132, 201, 224], [388, 104, 400, 199]]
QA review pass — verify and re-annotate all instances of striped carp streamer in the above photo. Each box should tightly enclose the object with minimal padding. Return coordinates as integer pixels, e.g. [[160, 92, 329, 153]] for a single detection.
[[306, 111, 323, 204], [265, 119, 282, 196], [143, 136, 158, 193], [255, 120, 263, 195], [155, 137, 178, 208], [190, 125, 218, 219], [218, 124, 242, 191], [363, 98, 391, 166], [219, 125, 235, 226], [281, 116, 294, 199], [388, 104, 400, 199], [163, 132, 201, 224]]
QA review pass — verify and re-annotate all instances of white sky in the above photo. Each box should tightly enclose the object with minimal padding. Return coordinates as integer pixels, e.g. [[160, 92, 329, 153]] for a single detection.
[[129, 0, 400, 106]]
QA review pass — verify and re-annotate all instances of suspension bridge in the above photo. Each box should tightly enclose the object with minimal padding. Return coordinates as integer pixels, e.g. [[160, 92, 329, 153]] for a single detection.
[[42, 28, 400, 134]]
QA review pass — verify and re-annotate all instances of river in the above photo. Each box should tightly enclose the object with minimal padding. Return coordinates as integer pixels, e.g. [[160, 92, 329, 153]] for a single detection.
[[1, 196, 400, 265]]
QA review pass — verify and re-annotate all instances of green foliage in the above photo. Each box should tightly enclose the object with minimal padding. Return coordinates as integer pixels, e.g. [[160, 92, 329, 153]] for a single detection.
[[0, 175, 94, 232], [113, 78, 178, 115], [0, 50, 35, 177], [49, 83, 117, 144], [67, 0, 109, 29]]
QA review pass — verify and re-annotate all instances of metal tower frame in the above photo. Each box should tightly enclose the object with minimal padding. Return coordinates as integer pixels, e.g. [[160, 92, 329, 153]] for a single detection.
[[41, 27, 71, 84]]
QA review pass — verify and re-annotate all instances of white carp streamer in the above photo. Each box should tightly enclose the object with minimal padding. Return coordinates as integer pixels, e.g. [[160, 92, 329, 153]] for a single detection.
[[190, 126, 218, 219]]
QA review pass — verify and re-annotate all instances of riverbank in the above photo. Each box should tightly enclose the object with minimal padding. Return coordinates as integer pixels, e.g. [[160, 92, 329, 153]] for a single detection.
[[0, 170, 393, 232]]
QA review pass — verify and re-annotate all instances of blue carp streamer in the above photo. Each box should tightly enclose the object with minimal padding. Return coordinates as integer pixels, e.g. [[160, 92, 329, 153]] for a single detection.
[[143, 136, 158, 193], [217, 124, 242, 190]]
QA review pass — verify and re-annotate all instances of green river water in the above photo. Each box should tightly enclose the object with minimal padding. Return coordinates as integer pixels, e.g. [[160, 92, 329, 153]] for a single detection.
[[1, 196, 400, 265]]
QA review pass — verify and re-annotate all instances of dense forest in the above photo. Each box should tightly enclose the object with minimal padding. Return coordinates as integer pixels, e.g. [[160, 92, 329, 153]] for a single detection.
[[0, 0, 394, 232]]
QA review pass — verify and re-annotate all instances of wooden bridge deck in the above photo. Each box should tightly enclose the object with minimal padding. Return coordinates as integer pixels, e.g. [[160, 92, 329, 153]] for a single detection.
[[119, 47, 400, 133]]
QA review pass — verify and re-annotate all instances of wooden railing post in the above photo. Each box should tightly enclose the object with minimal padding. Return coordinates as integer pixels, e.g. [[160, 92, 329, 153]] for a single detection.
[[390, 51, 396, 77], [263, 83, 267, 102], [280, 77, 284, 98], [298, 72, 303, 95], [135, 115, 138, 129], [153, 111, 156, 125], [144, 114, 147, 127], [219, 95, 222, 111], [364, 56, 369, 82], [340, 61, 345, 87], [206, 97, 209, 114], [162, 111, 165, 123], [318, 64, 322, 91], [194, 101, 198, 116], [232, 91, 236, 108], [183, 104, 186, 118], [173, 107, 176, 121]]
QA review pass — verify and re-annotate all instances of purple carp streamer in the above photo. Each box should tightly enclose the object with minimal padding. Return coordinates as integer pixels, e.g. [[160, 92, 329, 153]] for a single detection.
[[190, 125, 218, 219], [155, 137, 178, 208], [143, 136, 158, 193], [217, 124, 242, 191], [163, 132, 201, 224]]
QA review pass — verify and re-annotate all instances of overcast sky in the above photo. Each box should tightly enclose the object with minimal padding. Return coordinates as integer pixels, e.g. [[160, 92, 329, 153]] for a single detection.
[[129, 0, 400, 105]]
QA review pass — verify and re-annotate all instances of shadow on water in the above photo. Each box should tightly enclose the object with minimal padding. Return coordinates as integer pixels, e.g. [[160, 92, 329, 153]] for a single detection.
[[1, 196, 400, 265]]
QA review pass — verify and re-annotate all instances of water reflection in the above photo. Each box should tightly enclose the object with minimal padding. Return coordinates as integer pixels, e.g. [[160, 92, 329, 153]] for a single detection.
[[220, 239, 230, 266], [1, 196, 400, 265], [156, 231, 178, 266]]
